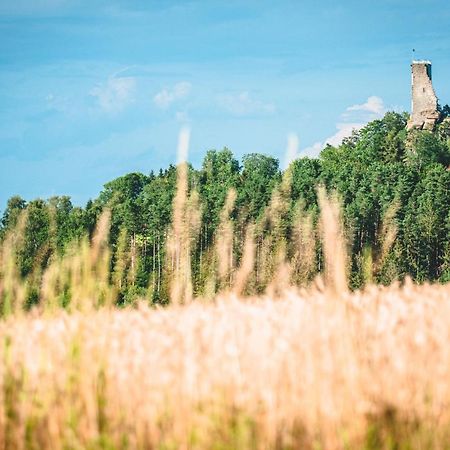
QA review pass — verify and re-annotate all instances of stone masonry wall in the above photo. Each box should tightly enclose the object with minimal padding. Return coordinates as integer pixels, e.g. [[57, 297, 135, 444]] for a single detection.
[[407, 61, 440, 130]]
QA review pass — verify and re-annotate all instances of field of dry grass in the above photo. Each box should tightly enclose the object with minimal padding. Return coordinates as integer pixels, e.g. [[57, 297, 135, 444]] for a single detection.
[[1, 281, 450, 449]]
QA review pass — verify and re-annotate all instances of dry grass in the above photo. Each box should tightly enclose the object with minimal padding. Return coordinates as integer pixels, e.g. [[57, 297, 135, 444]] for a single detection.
[[167, 128, 202, 306], [1, 282, 450, 449]]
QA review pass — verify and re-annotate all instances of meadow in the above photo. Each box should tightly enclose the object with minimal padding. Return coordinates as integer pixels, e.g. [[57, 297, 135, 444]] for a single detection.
[[2, 279, 450, 449]]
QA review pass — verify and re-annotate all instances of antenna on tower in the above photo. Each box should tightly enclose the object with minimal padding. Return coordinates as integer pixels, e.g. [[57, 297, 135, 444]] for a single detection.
[[412, 48, 416, 61]]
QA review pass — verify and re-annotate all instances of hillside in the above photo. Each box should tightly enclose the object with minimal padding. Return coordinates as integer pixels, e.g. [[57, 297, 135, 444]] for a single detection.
[[1, 112, 450, 306]]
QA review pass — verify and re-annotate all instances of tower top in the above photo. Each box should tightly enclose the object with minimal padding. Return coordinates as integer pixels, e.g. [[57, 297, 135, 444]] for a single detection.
[[412, 60, 432, 65]]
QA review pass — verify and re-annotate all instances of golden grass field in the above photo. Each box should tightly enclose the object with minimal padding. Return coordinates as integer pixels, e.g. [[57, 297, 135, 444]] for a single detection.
[[1, 143, 450, 449], [1, 282, 450, 449]]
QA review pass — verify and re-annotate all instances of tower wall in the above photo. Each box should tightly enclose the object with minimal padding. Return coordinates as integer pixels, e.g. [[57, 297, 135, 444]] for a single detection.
[[408, 61, 439, 130]]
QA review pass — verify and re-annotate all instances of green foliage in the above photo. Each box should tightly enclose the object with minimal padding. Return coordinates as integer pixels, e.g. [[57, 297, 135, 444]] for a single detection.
[[238, 153, 281, 220], [199, 148, 240, 231], [98, 172, 149, 238], [401, 164, 450, 280], [18, 200, 51, 277], [0, 196, 26, 239], [290, 157, 321, 206], [406, 130, 450, 168]]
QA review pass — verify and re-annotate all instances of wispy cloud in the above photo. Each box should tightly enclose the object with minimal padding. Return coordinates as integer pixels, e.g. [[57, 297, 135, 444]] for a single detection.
[[344, 95, 386, 118], [325, 122, 366, 147], [301, 96, 386, 158], [90, 76, 136, 114], [217, 91, 275, 116], [153, 82, 192, 109]]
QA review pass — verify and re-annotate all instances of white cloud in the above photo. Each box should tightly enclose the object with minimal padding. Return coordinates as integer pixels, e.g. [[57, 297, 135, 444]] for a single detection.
[[301, 142, 324, 158], [301, 123, 365, 158], [346, 95, 385, 116], [217, 91, 275, 116], [90, 77, 136, 113], [154, 82, 191, 109], [300, 96, 386, 158], [325, 122, 365, 147]]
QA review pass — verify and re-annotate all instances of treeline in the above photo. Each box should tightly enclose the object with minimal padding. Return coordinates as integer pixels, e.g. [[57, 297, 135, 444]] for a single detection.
[[1, 112, 450, 304]]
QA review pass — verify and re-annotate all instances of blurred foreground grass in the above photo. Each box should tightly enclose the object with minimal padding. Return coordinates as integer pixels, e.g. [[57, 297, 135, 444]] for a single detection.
[[1, 281, 450, 449]]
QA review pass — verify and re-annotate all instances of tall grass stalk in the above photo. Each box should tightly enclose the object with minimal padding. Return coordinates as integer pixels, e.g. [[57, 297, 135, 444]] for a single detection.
[[167, 128, 202, 305], [317, 186, 348, 294], [0, 213, 28, 316], [215, 188, 237, 290]]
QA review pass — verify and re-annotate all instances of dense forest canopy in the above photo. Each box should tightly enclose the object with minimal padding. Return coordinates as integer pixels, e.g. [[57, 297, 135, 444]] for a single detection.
[[1, 112, 450, 304]]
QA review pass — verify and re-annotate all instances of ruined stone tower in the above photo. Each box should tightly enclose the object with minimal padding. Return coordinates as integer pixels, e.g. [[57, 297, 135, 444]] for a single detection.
[[407, 60, 440, 130]]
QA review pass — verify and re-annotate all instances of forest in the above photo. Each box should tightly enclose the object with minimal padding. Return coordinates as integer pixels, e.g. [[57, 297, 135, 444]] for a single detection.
[[1, 111, 450, 306]]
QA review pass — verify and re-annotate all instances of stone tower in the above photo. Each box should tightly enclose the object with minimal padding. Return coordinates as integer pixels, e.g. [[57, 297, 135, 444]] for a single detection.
[[407, 60, 440, 130]]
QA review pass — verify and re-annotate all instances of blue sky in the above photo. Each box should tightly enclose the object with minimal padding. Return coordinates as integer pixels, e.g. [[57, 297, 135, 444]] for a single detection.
[[1, 0, 450, 211]]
